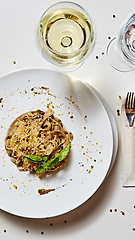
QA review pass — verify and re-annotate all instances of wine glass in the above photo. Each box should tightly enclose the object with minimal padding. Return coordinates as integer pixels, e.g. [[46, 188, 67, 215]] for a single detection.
[[107, 12, 135, 72], [36, 1, 96, 72]]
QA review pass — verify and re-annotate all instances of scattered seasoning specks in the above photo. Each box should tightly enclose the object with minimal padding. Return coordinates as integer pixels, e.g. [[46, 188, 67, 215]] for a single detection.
[[3, 230, 6, 233], [65, 96, 82, 116], [38, 184, 66, 195], [13, 61, 16, 64], [117, 109, 120, 116], [0, 98, 3, 103], [96, 56, 98, 59], [120, 211, 125, 215], [64, 220, 67, 223], [38, 188, 56, 195], [13, 184, 17, 189], [84, 115, 88, 123], [26, 230, 29, 233], [41, 231, 44, 235], [113, 14, 116, 18], [109, 209, 125, 215]]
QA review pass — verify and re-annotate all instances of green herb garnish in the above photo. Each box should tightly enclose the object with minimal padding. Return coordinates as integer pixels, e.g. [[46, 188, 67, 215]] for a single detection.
[[23, 155, 43, 162], [23, 143, 71, 173]]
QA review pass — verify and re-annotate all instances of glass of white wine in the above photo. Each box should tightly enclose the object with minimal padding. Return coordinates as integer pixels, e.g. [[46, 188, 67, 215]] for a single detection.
[[107, 12, 135, 72], [36, 1, 96, 71]]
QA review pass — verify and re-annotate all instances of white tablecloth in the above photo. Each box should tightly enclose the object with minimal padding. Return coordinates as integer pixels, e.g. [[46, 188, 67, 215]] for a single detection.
[[0, 0, 135, 239]]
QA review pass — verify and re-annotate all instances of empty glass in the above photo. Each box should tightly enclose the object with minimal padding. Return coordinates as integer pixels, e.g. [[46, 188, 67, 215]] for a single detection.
[[107, 12, 135, 72]]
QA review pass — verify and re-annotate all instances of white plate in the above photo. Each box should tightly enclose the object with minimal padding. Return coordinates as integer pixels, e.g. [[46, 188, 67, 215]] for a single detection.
[[0, 68, 113, 218]]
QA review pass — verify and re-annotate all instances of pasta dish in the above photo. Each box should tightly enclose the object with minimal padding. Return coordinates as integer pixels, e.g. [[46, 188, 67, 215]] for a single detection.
[[5, 109, 73, 177]]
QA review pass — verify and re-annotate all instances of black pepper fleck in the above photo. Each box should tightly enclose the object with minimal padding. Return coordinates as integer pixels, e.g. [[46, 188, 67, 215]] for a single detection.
[[117, 109, 120, 116]]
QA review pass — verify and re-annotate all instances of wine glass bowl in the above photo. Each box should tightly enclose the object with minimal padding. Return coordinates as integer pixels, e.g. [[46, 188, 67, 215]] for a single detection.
[[36, 1, 96, 71], [107, 12, 135, 72]]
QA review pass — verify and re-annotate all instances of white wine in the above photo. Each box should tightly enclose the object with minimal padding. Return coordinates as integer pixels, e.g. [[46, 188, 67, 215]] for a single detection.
[[40, 8, 91, 54], [37, 4, 95, 69]]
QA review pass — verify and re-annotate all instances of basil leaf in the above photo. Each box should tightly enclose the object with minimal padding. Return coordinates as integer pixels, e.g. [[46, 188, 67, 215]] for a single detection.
[[47, 158, 59, 169], [45, 143, 70, 169], [42, 156, 48, 162], [57, 143, 70, 162], [36, 166, 45, 173], [23, 155, 43, 162], [41, 161, 48, 169], [36, 143, 71, 172]]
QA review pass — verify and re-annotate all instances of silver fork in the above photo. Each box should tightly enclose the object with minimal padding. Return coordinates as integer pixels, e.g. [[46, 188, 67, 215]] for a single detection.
[[125, 92, 135, 127]]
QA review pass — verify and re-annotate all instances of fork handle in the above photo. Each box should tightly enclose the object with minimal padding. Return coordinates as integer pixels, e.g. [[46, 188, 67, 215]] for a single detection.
[[127, 114, 134, 127]]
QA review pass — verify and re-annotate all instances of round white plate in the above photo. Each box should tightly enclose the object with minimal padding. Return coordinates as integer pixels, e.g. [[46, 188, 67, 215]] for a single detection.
[[0, 68, 113, 218]]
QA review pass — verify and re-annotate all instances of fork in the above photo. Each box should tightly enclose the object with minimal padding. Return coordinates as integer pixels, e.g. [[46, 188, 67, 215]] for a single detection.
[[125, 92, 135, 127]]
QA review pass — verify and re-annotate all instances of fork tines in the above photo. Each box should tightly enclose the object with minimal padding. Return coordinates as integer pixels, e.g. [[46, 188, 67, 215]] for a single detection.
[[125, 92, 135, 127], [125, 92, 135, 110]]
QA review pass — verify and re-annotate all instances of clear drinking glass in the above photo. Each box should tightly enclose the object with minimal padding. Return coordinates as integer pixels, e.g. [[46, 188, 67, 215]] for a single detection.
[[36, 1, 96, 71], [107, 12, 135, 72]]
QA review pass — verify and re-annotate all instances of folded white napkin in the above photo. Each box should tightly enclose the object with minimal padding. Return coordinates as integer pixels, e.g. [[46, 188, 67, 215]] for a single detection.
[[119, 95, 135, 187]]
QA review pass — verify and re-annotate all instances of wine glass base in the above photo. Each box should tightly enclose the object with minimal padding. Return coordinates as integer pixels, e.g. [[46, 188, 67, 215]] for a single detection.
[[50, 62, 84, 72], [106, 37, 135, 72]]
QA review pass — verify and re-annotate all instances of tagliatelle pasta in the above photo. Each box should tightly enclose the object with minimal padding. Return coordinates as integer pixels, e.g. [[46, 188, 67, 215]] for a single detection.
[[5, 109, 73, 177]]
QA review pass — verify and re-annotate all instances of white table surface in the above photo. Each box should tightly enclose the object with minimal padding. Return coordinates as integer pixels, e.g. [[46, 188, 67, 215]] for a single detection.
[[0, 0, 135, 239]]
